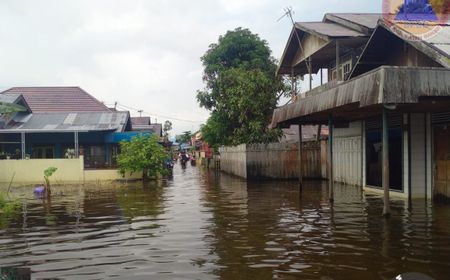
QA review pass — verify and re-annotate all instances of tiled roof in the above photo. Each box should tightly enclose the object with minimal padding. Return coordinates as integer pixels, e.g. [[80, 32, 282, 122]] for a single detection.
[[0, 87, 110, 113], [131, 117, 151, 125]]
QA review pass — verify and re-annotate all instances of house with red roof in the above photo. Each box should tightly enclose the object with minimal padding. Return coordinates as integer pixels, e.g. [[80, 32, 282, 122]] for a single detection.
[[0, 87, 151, 169]]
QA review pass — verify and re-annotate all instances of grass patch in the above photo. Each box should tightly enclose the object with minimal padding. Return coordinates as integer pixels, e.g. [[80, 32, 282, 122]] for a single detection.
[[0, 192, 21, 228]]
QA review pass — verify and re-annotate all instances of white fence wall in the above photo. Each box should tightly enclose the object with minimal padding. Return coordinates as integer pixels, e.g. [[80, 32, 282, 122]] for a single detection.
[[219, 145, 247, 178], [333, 121, 363, 186], [219, 142, 325, 180], [410, 113, 426, 197]]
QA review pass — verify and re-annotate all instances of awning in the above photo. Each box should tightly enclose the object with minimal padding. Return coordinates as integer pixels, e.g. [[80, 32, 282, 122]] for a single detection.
[[271, 66, 450, 127]]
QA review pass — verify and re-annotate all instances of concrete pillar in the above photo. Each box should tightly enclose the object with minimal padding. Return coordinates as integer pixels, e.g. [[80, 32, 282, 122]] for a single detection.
[[382, 108, 391, 217], [328, 115, 334, 202], [74, 132, 79, 158], [21, 132, 25, 159]]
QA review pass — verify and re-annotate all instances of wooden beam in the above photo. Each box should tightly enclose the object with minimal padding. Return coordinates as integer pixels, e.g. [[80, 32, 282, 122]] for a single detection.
[[382, 107, 391, 217], [298, 124, 303, 188], [328, 114, 334, 202]]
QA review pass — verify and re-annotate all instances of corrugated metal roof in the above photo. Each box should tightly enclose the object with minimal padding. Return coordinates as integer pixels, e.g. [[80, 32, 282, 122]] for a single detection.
[[295, 22, 365, 38], [326, 13, 381, 30], [1, 111, 129, 133], [132, 123, 162, 136], [131, 117, 151, 125], [423, 25, 450, 57], [271, 67, 450, 127], [0, 87, 110, 113]]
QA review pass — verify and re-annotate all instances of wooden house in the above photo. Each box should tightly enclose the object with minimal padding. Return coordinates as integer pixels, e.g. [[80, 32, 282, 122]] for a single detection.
[[270, 13, 450, 213]]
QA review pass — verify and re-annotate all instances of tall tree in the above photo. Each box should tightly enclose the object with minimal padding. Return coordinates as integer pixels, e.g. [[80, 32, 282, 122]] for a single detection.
[[197, 27, 287, 147]]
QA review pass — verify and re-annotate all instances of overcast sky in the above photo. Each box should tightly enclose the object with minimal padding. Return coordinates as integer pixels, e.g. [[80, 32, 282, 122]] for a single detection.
[[0, 0, 380, 135]]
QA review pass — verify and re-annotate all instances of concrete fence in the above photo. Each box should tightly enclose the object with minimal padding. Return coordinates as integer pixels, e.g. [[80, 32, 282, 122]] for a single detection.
[[0, 156, 141, 185], [219, 141, 327, 180]]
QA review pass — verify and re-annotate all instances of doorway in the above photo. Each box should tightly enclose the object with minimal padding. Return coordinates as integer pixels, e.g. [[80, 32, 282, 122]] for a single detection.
[[366, 128, 403, 190], [434, 125, 450, 201]]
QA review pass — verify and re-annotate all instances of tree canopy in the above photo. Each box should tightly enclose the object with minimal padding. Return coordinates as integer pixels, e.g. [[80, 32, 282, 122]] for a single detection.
[[176, 131, 193, 145], [197, 27, 286, 147], [117, 135, 167, 181]]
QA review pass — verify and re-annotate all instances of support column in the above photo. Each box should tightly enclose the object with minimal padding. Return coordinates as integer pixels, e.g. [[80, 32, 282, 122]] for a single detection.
[[328, 115, 334, 202], [298, 124, 303, 188], [291, 68, 296, 96], [382, 108, 391, 217], [308, 57, 313, 91], [21, 132, 25, 159], [336, 40, 341, 81], [74, 132, 79, 159], [320, 68, 323, 85]]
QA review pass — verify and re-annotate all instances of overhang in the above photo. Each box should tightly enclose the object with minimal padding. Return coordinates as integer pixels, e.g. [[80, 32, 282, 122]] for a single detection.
[[271, 66, 450, 127]]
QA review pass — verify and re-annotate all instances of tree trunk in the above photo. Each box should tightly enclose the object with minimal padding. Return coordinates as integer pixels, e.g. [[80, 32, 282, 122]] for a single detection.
[[142, 168, 149, 182]]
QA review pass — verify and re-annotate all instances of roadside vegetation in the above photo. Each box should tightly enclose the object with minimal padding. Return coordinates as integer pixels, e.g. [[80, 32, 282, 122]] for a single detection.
[[0, 192, 20, 229], [117, 135, 168, 181]]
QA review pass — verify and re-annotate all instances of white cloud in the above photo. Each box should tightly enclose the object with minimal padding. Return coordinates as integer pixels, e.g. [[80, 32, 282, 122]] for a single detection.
[[0, 0, 380, 135]]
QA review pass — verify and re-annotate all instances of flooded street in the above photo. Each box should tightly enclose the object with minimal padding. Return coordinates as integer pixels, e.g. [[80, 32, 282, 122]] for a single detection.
[[1, 165, 450, 280]]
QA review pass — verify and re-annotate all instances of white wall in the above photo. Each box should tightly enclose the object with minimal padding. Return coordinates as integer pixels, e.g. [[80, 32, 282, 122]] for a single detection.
[[219, 145, 247, 178], [410, 113, 427, 198], [333, 121, 363, 186]]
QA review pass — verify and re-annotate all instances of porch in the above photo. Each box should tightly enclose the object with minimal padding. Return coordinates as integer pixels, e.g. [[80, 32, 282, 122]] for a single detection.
[[271, 66, 450, 212], [0, 131, 149, 169]]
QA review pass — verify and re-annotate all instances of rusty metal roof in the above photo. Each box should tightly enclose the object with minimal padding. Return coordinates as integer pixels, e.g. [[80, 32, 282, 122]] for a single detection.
[[324, 14, 380, 31], [132, 123, 162, 136], [1, 111, 129, 133], [271, 67, 450, 127], [278, 13, 379, 76], [131, 117, 151, 125], [421, 25, 450, 58], [295, 22, 365, 39], [0, 87, 110, 113]]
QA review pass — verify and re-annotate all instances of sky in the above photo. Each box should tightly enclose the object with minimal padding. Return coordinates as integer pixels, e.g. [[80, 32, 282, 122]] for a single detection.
[[0, 0, 381, 135]]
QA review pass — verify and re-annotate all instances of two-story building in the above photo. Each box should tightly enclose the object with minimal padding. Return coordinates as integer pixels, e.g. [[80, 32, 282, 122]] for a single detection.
[[270, 13, 450, 214]]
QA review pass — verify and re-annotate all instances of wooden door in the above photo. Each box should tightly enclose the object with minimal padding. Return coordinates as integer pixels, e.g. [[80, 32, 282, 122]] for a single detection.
[[434, 126, 450, 200]]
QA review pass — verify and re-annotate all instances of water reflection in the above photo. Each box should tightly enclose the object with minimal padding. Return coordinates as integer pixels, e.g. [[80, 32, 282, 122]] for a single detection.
[[0, 166, 449, 279]]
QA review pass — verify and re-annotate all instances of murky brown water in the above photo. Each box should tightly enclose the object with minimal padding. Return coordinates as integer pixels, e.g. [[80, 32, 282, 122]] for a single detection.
[[1, 165, 450, 279]]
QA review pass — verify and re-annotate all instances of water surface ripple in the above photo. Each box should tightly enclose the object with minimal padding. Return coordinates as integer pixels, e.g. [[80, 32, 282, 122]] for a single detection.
[[1, 165, 449, 279]]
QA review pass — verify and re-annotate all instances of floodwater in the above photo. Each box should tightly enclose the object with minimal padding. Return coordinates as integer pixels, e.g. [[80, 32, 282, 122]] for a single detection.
[[1, 165, 450, 280]]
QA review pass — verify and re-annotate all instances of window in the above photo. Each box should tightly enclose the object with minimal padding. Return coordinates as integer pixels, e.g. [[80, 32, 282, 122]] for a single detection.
[[32, 146, 54, 159]]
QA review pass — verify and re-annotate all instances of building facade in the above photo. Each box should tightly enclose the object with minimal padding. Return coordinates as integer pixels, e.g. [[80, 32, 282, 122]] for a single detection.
[[271, 13, 450, 209]]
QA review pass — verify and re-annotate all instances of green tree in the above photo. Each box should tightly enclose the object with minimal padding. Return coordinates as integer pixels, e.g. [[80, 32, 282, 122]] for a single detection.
[[117, 135, 167, 181], [197, 27, 286, 146], [176, 131, 193, 145]]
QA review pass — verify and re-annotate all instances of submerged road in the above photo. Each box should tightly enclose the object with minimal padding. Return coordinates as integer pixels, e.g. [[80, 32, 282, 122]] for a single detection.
[[0, 164, 449, 279]]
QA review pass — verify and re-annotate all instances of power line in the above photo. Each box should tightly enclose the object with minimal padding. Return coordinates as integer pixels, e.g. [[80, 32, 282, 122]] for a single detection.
[[113, 102, 204, 124]]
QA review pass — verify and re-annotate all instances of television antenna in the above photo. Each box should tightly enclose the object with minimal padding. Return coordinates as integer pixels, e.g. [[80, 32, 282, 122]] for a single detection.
[[278, 7, 312, 77]]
